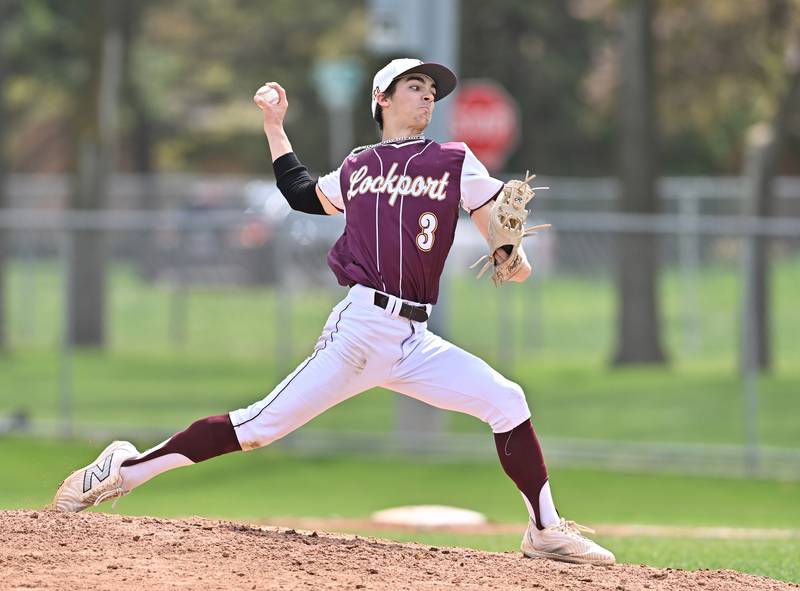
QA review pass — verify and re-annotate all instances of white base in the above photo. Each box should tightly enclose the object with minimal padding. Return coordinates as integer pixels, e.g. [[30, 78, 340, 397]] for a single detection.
[[371, 505, 487, 528]]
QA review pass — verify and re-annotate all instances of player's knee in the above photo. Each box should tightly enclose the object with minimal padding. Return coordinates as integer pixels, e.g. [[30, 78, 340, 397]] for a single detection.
[[493, 381, 531, 433]]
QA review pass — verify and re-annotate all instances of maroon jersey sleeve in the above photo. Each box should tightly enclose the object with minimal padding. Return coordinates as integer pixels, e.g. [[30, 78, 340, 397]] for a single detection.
[[457, 142, 504, 214]]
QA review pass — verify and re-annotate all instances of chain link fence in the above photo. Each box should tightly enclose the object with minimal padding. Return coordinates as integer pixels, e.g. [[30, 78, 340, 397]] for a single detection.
[[1, 174, 799, 479]]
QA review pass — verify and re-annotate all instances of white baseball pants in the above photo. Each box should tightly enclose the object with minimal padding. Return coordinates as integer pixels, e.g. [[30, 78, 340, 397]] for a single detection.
[[230, 284, 531, 450]]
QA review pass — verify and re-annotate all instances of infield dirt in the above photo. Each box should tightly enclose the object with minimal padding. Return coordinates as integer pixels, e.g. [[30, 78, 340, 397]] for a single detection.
[[1, 510, 797, 590]]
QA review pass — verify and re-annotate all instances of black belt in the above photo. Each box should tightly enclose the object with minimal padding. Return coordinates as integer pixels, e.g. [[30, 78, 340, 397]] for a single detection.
[[373, 292, 429, 322]]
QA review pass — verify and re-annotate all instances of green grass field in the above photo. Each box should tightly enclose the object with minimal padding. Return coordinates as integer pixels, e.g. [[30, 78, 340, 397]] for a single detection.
[[2, 350, 799, 450], [1, 438, 798, 583], [2, 259, 799, 448]]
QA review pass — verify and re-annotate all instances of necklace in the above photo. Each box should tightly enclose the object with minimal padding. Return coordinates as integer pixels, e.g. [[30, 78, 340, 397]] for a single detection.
[[379, 134, 425, 145], [350, 135, 426, 156]]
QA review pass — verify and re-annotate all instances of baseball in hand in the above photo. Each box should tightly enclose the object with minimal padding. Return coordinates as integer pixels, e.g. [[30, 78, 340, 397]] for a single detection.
[[255, 85, 280, 106]]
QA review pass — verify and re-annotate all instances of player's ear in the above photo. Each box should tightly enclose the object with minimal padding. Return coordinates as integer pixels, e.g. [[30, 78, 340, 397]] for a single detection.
[[376, 91, 392, 109]]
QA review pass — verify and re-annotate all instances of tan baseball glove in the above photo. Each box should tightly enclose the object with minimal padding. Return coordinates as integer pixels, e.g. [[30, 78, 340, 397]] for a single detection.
[[470, 172, 551, 285]]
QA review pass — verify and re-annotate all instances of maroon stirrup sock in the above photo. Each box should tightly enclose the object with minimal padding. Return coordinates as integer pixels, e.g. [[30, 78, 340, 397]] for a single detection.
[[122, 414, 242, 466], [493, 418, 551, 529]]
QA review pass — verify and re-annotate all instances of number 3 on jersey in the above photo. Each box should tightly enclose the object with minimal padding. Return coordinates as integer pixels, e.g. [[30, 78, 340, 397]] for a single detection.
[[416, 212, 438, 252]]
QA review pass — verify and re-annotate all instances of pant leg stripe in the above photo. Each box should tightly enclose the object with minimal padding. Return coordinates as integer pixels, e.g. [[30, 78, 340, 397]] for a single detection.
[[233, 303, 352, 429]]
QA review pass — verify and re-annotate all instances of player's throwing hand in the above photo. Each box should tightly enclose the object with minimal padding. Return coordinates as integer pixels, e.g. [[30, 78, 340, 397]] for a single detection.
[[254, 82, 288, 132]]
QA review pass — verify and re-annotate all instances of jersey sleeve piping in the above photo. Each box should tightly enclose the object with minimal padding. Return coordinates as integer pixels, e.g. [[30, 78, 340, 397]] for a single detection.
[[467, 185, 503, 216]]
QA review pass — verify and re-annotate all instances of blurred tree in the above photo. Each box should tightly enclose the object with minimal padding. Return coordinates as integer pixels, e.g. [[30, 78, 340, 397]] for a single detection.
[[613, 0, 667, 365], [0, 1, 9, 353], [460, 0, 610, 174], [68, 0, 126, 346], [0, 0, 58, 351], [122, 0, 157, 181], [127, 0, 365, 175], [655, 0, 800, 174], [741, 3, 800, 372], [7, 1, 800, 179], [120, 0, 159, 280]]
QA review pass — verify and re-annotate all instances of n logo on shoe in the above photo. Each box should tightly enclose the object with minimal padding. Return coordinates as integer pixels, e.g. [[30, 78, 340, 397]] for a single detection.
[[83, 453, 114, 493]]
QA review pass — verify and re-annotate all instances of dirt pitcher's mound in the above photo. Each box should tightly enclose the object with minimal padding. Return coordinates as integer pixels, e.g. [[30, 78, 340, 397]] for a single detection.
[[1, 510, 796, 591]]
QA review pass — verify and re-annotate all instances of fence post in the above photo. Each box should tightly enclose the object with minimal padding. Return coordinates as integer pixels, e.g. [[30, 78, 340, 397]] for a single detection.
[[740, 233, 760, 476], [497, 286, 513, 371], [678, 191, 700, 354], [525, 277, 542, 353], [169, 272, 188, 349], [274, 236, 293, 375], [19, 232, 37, 341], [169, 216, 189, 348], [59, 230, 74, 437]]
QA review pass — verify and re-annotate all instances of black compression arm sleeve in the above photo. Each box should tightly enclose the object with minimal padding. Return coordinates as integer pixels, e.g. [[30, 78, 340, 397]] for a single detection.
[[272, 152, 327, 215]]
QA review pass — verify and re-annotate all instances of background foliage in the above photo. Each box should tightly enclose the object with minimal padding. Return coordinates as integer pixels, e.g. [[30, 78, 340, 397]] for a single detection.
[[4, 0, 800, 176]]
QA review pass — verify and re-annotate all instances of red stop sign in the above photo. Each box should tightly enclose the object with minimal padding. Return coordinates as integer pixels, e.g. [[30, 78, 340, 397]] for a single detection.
[[451, 80, 520, 173]]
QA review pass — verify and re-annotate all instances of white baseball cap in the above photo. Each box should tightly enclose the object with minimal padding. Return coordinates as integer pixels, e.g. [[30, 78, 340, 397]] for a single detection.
[[371, 58, 457, 118]]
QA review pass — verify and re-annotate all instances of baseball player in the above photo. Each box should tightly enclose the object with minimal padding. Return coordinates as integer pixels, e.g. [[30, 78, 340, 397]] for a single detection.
[[51, 59, 614, 566]]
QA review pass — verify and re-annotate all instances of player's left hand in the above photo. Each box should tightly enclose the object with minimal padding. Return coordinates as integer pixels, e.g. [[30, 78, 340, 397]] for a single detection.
[[493, 247, 532, 282], [470, 172, 549, 285]]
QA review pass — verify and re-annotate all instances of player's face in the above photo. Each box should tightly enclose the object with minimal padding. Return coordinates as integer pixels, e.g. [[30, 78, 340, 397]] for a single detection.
[[383, 75, 437, 131]]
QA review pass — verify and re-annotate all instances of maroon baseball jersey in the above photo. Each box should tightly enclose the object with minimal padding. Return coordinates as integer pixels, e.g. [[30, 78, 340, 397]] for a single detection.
[[317, 139, 503, 304]]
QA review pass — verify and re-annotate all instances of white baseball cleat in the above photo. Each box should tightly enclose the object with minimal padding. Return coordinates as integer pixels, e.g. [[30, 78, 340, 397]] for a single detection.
[[50, 440, 139, 512], [521, 518, 615, 566]]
